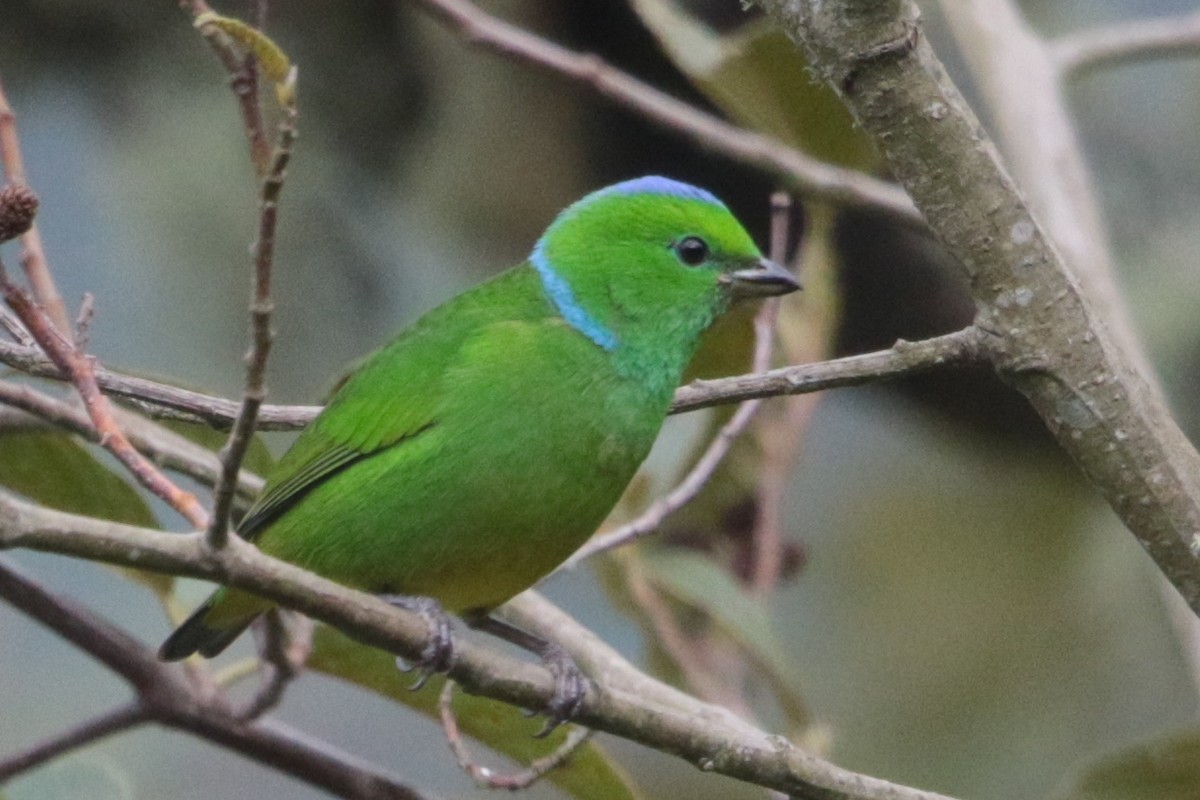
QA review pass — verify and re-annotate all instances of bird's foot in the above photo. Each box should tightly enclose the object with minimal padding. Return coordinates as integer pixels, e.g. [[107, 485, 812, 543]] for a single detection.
[[464, 612, 588, 737], [530, 639, 588, 738], [379, 594, 456, 691]]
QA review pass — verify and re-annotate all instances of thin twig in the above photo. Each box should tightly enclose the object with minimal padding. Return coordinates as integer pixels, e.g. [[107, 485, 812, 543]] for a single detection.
[[438, 680, 593, 790], [1053, 9, 1200, 79], [0, 379, 263, 501], [72, 292, 95, 351], [405, 0, 920, 225], [569, 372, 768, 564], [0, 260, 208, 529], [209, 96, 295, 548], [0, 79, 70, 336], [575, 196, 795, 565], [0, 703, 151, 782], [0, 327, 985, 430], [622, 553, 750, 714], [671, 327, 984, 413], [0, 303, 32, 345], [747, 192, 796, 594], [236, 609, 310, 721], [182, 0, 274, 172]]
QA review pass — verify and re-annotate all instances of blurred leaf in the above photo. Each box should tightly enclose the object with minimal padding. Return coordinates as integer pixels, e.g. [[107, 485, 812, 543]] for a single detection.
[[0, 429, 170, 596], [629, 0, 876, 169], [639, 547, 809, 727], [1055, 730, 1200, 800], [308, 626, 643, 800]]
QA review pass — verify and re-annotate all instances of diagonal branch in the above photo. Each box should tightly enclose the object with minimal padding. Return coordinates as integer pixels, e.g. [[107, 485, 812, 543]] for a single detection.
[[0, 556, 426, 800], [1053, 9, 1200, 79], [403, 0, 920, 225], [752, 0, 1200, 614], [0, 703, 151, 782], [0, 379, 262, 501]]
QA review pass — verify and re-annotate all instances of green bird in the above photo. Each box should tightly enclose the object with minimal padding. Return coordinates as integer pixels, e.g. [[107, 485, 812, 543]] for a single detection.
[[160, 176, 798, 725]]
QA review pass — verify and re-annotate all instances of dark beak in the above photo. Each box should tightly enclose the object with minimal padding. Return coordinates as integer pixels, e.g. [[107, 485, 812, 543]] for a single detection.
[[726, 258, 801, 298]]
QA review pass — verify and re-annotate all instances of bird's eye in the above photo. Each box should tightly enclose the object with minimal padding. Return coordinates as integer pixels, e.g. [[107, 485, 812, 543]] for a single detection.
[[673, 236, 710, 267]]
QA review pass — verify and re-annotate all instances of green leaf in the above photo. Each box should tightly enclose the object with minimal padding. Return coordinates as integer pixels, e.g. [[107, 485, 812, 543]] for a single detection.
[[308, 626, 643, 800], [0, 430, 156, 526], [639, 547, 811, 728], [629, 0, 876, 169], [0, 429, 171, 596], [1055, 729, 1200, 800]]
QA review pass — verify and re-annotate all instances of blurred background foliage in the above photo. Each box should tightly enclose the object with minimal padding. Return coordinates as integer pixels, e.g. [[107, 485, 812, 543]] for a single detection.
[[3, 1, 1200, 799]]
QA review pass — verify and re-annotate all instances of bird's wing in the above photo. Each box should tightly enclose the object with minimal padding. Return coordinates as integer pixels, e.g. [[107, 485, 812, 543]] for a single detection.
[[236, 265, 549, 541], [236, 311, 466, 541]]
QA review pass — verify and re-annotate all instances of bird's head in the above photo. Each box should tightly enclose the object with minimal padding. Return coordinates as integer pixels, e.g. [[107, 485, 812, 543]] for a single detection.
[[531, 176, 799, 354]]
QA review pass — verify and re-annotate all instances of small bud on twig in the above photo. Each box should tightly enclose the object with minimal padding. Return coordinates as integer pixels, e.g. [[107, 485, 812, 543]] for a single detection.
[[0, 184, 38, 243]]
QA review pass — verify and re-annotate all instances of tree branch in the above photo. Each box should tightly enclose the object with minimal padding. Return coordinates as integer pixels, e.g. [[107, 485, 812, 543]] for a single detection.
[[0, 328, 985, 432], [209, 90, 295, 548], [0, 495, 961, 800], [0, 555, 426, 800], [0, 379, 262, 502], [402, 0, 920, 225], [1053, 9, 1200, 79], [0, 80, 70, 336], [0, 703, 151, 783], [752, 0, 1200, 614]]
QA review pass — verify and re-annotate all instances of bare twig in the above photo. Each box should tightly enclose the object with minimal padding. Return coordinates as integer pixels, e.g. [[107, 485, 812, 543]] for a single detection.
[[0, 703, 151, 782], [0, 379, 262, 501], [0, 303, 32, 345], [747, 192, 797, 593], [0, 556, 426, 800], [404, 0, 920, 225], [0, 80, 70, 336], [0, 261, 208, 529], [621, 552, 752, 715], [72, 292, 95, 351], [209, 93, 295, 548], [0, 337, 320, 429], [671, 326, 984, 413], [568, 321, 778, 564], [438, 680, 593, 790], [236, 609, 310, 721], [566, 192, 795, 565], [182, 0, 273, 173], [0, 496, 962, 800], [0, 327, 985, 430], [1053, 9, 1200, 79]]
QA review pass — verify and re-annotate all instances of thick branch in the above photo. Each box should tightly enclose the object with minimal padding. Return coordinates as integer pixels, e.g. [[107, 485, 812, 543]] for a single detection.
[[0, 495, 959, 800], [753, 1, 1200, 612]]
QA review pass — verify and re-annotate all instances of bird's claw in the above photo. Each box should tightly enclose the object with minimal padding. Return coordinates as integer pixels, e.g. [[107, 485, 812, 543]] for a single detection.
[[380, 594, 456, 691], [532, 641, 588, 738]]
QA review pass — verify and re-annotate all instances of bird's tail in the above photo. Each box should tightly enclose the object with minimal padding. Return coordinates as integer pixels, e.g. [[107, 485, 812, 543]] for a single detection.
[[158, 588, 268, 661]]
